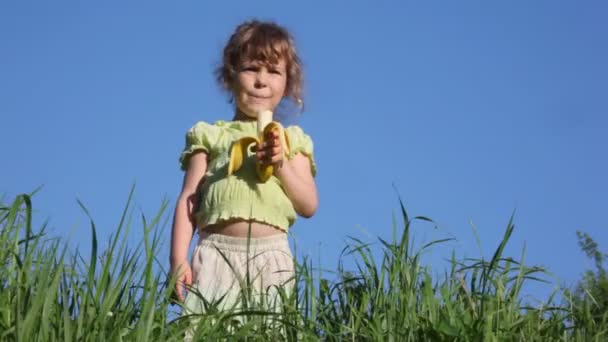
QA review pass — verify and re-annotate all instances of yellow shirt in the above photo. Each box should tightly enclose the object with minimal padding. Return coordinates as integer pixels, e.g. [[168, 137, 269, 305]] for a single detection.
[[179, 120, 316, 232]]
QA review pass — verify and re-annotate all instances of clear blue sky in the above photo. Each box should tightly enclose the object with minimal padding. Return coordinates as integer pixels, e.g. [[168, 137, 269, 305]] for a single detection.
[[2, 1, 607, 302]]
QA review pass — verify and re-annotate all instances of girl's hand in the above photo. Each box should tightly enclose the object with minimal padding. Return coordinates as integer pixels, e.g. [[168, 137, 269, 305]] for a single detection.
[[170, 260, 192, 303], [254, 130, 283, 168]]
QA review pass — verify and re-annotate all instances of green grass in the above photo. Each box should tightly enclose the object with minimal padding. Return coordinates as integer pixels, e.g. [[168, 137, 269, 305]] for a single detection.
[[1, 188, 606, 341]]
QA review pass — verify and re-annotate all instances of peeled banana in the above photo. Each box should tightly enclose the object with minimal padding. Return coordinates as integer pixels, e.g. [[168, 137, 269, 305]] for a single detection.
[[227, 110, 290, 182]]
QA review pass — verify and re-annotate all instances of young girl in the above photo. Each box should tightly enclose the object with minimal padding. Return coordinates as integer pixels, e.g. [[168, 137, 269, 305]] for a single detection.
[[170, 20, 318, 316]]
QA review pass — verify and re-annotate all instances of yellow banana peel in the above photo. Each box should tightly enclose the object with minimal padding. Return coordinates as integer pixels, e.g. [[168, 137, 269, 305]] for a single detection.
[[227, 118, 290, 182]]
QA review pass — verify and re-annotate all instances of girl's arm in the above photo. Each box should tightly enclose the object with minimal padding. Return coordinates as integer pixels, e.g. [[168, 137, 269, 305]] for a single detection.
[[275, 153, 318, 217], [170, 151, 208, 302], [257, 130, 318, 217]]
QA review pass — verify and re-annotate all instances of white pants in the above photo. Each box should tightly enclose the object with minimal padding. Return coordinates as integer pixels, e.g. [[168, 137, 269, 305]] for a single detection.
[[182, 233, 295, 315]]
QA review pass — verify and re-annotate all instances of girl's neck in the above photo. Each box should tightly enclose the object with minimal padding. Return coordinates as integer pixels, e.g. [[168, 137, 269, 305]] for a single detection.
[[232, 109, 257, 122]]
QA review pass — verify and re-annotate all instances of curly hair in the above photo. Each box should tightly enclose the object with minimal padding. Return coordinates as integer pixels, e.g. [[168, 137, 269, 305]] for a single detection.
[[216, 20, 303, 105]]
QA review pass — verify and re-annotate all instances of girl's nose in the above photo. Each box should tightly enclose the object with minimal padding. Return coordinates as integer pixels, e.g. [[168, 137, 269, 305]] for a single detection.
[[254, 70, 268, 88]]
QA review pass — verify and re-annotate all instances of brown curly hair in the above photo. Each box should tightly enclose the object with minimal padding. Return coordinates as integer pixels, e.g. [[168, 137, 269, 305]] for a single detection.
[[216, 20, 303, 105]]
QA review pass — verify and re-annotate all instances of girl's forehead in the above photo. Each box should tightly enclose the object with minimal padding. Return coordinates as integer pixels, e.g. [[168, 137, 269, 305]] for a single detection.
[[242, 57, 286, 68]]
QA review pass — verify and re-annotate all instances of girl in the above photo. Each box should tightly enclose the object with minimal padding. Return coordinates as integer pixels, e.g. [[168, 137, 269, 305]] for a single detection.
[[170, 20, 318, 316]]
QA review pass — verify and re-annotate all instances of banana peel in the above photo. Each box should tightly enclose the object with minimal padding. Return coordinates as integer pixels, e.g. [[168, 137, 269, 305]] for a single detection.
[[227, 121, 290, 182]]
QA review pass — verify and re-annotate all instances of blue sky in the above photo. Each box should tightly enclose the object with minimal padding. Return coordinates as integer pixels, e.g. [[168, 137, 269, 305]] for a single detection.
[[2, 1, 607, 302]]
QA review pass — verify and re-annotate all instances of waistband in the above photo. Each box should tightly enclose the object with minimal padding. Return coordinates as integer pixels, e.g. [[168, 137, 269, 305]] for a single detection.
[[197, 233, 290, 253]]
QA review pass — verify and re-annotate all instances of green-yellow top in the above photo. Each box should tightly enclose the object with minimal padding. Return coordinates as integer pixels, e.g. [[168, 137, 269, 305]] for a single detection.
[[179, 120, 316, 232]]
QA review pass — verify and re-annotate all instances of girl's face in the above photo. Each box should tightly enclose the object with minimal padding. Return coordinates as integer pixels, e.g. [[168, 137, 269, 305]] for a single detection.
[[233, 58, 287, 118]]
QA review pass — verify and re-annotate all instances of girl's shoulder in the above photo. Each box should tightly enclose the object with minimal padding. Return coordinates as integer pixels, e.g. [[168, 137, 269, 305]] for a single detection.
[[187, 120, 220, 133], [196, 119, 265, 133], [285, 124, 314, 142], [187, 119, 235, 131], [186, 120, 313, 142], [284, 124, 316, 175], [187, 119, 256, 136]]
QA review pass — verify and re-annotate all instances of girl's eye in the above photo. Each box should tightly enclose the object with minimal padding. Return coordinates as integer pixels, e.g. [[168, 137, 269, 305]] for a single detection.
[[242, 66, 259, 72], [269, 69, 282, 75]]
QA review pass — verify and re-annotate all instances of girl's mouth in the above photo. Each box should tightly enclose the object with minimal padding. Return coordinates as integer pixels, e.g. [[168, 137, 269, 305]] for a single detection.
[[249, 93, 271, 99]]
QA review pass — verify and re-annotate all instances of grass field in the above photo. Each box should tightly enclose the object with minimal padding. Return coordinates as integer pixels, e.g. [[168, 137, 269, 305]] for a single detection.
[[1, 188, 606, 341]]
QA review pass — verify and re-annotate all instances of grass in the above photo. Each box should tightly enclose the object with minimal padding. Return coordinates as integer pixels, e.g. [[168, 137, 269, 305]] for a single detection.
[[1, 187, 607, 341]]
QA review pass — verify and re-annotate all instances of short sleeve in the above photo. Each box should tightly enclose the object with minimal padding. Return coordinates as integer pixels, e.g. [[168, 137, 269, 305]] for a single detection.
[[179, 121, 220, 171], [285, 125, 317, 176]]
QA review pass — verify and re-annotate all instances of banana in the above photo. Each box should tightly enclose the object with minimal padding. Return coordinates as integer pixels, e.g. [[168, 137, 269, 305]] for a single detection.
[[227, 110, 290, 182], [257, 110, 273, 138]]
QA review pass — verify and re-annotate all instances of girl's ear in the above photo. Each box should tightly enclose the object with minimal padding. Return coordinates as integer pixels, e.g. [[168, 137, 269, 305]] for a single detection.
[[229, 80, 239, 97], [226, 81, 237, 104], [282, 82, 291, 98]]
